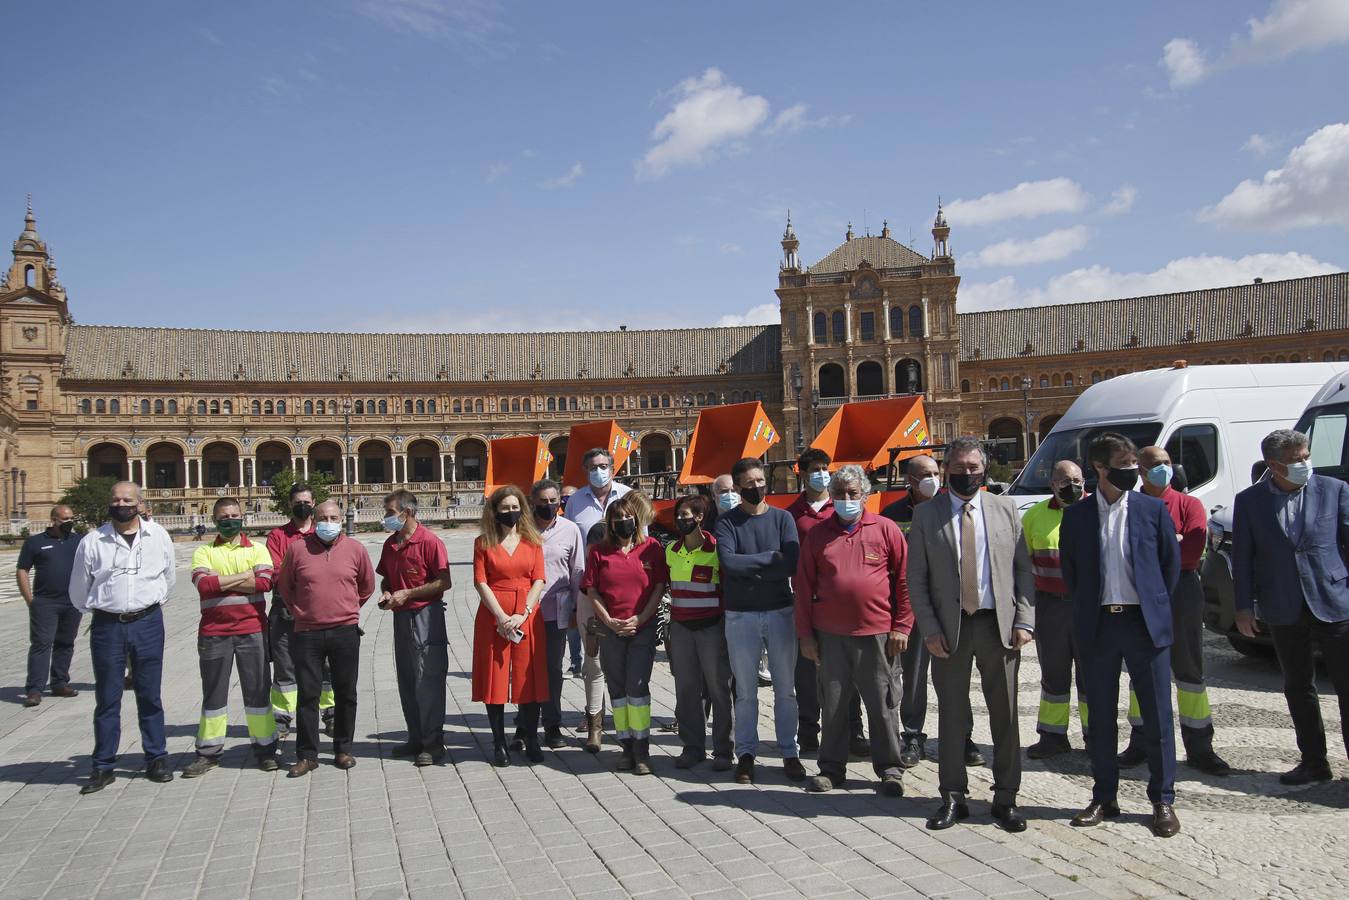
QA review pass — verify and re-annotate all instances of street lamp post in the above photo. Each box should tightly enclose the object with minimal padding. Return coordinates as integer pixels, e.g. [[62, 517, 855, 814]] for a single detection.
[[810, 389, 820, 444], [791, 366, 805, 453], [343, 398, 356, 535], [1020, 376, 1033, 462]]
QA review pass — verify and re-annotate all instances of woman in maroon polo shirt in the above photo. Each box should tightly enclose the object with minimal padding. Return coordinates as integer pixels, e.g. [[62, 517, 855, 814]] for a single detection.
[[581, 493, 669, 775], [472, 486, 548, 766]]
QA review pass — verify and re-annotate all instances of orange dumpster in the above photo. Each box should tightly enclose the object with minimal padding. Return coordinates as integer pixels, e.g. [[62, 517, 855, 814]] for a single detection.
[[561, 420, 635, 488], [678, 402, 782, 485], [811, 397, 930, 471], [485, 435, 553, 496]]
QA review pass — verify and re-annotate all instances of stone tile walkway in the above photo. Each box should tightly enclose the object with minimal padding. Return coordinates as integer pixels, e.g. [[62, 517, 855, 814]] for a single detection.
[[0, 529, 1343, 899]]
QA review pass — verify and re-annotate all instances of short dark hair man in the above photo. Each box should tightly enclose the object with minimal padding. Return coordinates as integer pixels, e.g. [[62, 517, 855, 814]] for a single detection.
[[16, 505, 82, 707], [1062, 432, 1181, 838]]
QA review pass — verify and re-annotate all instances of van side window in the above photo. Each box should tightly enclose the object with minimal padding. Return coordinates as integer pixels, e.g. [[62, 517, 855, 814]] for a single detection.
[[1165, 424, 1219, 491]]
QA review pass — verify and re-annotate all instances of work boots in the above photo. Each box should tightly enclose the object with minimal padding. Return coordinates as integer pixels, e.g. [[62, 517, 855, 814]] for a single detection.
[[633, 739, 652, 776], [584, 712, 603, 754]]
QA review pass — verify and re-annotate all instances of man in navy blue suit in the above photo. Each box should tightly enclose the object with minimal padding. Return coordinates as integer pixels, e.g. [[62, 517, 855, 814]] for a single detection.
[[1061, 433, 1181, 838], [1233, 429, 1349, 785]]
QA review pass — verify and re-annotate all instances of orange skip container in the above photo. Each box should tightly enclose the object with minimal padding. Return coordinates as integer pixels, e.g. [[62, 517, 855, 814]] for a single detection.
[[485, 436, 553, 496], [561, 420, 635, 488]]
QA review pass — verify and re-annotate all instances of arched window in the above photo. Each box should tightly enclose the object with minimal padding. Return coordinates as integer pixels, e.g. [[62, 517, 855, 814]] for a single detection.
[[1038, 375, 1049, 389], [547, 397, 556, 412], [476, 399, 485, 413], [304, 400, 314, 414], [355, 400, 365, 414], [414, 399, 424, 414], [1051, 374, 1062, 387], [328, 400, 338, 414], [1064, 373, 1074, 387], [754, 391, 764, 401], [730, 391, 741, 404], [154, 399, 164, 414], [1000, 378, 1010, 391], [818, 364, 845, 398], [569, 397, 579, 411], [222, 400, 232, 414], [210, 400, 220, 415], [988, 378, 998, 391], [378, 400, 388, 415], [95, 399, 106, 414], [427, 399, 436, 413], [80, 399, 92, 414], [522, 399, 530, 412], [110, 400, 121, 414], [831, 310, 846, 344], [812, 312, 827, 344], [1325, 351, 1336, 361], [512, 399, 521, 413], [277, 400, 285, 414], [908, 304, 924, 338], [890, 306, 904, 339], [1290, 354, 1301, 362], [252, 400, 262, 415], [960, 379, 971, 393], [603, 397, 613, 410], [1091, 371, 1102, 384], [649, 395, 659, 408], [454, 400, 463, 413], [639, 396, 648, 409], [661, 395, 671, 408], [140, 399, 150, 415], [264, 400, 274, 415], [404, 399, 413, 414]]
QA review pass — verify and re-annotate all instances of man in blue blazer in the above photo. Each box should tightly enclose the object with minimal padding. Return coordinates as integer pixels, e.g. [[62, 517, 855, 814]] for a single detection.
[[1061, 433, 1181, 838], [1233, 428, 1349, 785]]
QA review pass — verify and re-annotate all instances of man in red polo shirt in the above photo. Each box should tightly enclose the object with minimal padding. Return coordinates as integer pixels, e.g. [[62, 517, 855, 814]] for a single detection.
[[786, 448, 867, 756], [796, 464, 912, 796], [1125, 447, 1230, 776], [377, 489, 452, 768]]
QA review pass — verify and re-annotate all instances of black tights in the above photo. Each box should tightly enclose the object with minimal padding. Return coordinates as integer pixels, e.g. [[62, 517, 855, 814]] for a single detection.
[[487, 703, 540, 747]]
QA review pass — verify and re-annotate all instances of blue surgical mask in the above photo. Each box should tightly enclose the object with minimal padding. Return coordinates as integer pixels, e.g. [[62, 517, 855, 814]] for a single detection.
[[382, 513, 403, 532], [835, 499, 864, 521], [717, 491, 740, 512], [588, 466, 611, 490], [1146, 464, 1173, 489], [1283, 460, 1311, 486], [807, 470, 830, 493], [315, 521, 342, 542]]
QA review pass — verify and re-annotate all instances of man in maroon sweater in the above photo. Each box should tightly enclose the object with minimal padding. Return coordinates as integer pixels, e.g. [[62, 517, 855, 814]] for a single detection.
[[278, 500, 376, 776], [796, 464, 913, 796]]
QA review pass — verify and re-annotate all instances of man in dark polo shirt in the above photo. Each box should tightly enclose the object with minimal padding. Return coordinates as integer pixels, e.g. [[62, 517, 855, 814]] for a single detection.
[[16, 505, 83, 707], [377, 489, 452, 767]]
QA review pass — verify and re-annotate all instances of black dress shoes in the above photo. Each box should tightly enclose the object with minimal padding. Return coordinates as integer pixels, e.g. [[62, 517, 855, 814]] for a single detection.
[[1070, 801, 1121, 827], [1186, 750, 1232, 776], [1279, 761, 1333, 784], [991, 803, 1027, 833], [926, 799, 970, 830], [390, 742, 420, 758], [964, 739, 985, 767], [1151, 803, 1180, 837], [899, 736, 924, 768], [80, 770, 115, 795], [146, 758, 174, 784]]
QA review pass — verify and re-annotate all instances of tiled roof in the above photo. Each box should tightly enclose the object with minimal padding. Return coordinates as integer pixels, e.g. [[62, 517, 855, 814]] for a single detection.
[[810, 236, 929, 273], [63, 324, 782, 383], [957, 273, 1349, 361]]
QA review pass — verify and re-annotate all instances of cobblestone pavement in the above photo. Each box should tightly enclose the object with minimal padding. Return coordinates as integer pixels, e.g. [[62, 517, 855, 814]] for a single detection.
[[0, 529, 1343, 900]]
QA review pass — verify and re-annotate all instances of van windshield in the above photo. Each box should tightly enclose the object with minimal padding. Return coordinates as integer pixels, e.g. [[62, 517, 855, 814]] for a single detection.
[[1010, 422, 1163, 495], [1297, 402, 1349, 482]]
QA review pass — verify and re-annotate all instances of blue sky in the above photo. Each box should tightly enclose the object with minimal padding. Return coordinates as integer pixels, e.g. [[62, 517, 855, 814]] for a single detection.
[[4, 0, 1347, 332]]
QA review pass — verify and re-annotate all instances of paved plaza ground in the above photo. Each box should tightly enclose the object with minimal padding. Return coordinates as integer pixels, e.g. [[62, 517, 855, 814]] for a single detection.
[[0, 528, 1343, 900]]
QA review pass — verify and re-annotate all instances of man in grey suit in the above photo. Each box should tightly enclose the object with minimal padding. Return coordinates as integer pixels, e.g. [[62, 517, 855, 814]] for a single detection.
[[909, 437, 1036, 832]]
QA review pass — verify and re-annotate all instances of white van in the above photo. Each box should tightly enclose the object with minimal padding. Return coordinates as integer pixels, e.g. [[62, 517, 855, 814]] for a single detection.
[[1008, 361, 1349, 516]]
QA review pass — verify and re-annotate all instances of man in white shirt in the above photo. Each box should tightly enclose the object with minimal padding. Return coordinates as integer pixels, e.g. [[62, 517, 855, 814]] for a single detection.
[[69, 481, 178, 794]]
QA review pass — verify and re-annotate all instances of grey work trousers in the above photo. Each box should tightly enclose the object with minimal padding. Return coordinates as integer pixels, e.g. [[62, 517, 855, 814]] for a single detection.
[[668, 618, 734, 759], [394, 602, 449, 751], [1035, 590, 1088, 736], [196, 631, 275, 759], [816, 632, 904, 781], [931, 610, 1022, 805], [898, 633, 932, 738]]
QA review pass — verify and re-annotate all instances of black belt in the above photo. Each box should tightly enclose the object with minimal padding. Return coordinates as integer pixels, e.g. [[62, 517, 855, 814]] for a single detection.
[[93, 604, 160, 624], [1103, 604, 1142, 615], [962, 608, 995, 618]]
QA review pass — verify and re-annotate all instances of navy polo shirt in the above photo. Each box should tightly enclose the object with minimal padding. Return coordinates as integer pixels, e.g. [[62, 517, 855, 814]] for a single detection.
[[17, 530, 82, 600]]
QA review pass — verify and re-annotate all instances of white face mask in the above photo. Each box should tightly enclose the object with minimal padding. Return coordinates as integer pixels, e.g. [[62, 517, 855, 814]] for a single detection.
[[1282, 460, 1311, 486], [915, 475, 941, 498]]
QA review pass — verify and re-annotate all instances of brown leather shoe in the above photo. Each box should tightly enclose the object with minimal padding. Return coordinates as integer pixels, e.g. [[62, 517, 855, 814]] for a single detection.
[[1151, 803, 1180, 838], [50, 685, 79, 699], [1070, 801, 1121, 827], [22, 692, 40, 708], [334, 753, 357, 770], [287, 758, 318, 778]]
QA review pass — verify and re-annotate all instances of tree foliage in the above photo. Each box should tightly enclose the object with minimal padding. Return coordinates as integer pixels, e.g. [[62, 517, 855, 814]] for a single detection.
[[267, 468, 335, 515], [59, 476, 120, 527]]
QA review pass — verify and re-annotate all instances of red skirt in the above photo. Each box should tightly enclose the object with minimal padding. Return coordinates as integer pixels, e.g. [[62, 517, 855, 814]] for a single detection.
[[471, 585, 548, 704]]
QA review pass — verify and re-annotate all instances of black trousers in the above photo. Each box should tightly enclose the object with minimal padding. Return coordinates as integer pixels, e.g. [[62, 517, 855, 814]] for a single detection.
[[293, 624, 360, 760], [1269, 605, 1349, 766], [796, 655, 863, 739]]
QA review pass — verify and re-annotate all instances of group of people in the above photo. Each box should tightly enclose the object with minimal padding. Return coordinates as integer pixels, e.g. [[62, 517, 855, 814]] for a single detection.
[[15, 428, 1347, 839]]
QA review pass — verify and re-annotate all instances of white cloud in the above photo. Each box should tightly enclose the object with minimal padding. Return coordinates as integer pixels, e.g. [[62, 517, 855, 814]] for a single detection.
[[1101, 185, 1137, 216], [716, 303, 780, 327], [1243, 133, 1277, 156], [1162, 0, 1349, 88], [959, 251, 1342, 311], [963, 227, 1090, 269], [718, 242, 744, 256], [944, 178, 1091, 227], [354, 0, 507, 53], [637, 69, 771, 179], [541, 161, 584, 190], [767, 104, 851, 134], [1199, 122, 1349, 229], [1161, 38, 1207, 88], [485, 161, 508, 183]]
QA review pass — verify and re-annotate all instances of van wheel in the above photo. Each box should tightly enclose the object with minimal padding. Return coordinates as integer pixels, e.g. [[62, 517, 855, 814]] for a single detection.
[[1227, 635, 1274, 658]]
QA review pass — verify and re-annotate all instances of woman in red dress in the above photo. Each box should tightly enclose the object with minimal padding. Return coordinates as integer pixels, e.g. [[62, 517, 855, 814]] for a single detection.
[[473, 485, 547, 765]]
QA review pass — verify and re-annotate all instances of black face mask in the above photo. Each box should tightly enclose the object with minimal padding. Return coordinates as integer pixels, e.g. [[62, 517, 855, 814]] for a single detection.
[[612, 518, 638, 539], [675, 518, 700, 536], [739, 485, 765, 505], [946, 472, 985, 497], [1056, 483, 1084, 505], [58, 521, 75, 537], [292, 502, 314, 520], [1107, 467, 1140, 492], [495, 509, 523, 528], [109, 505, 139, 523], [534, 503, 559, 522]]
